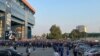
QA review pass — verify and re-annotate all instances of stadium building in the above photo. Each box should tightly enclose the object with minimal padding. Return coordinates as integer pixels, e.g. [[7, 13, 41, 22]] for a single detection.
[[0, 0, 35, 39]]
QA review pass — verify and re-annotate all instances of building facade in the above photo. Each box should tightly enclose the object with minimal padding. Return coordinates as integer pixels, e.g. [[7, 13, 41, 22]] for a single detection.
[[0, 0, 35, 39], [76, 25, 87, 32]]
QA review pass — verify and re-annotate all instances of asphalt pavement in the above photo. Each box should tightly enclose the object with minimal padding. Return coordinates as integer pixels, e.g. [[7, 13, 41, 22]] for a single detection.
[[0, 46, 74, 56]]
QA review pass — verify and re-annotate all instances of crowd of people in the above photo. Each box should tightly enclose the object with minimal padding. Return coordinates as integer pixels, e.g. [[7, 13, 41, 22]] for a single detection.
[[0, 40, 99, 56], [0, 40, 71, 56]]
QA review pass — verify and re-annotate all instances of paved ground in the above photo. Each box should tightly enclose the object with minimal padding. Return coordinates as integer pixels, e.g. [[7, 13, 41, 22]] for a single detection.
[[0, 46, 74, 56]]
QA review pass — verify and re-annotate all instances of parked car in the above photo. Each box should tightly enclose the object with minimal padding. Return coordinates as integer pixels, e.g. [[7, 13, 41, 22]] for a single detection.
[[77, 44, 91, 53], [6, 49, 23, 56], [84, 48, 100, 56], [0, 49, 23, 56], [73, 43, 91, 56], [92, 45, 100, 48], [93, 52, 100, 56], [0, 50, 11, 56]]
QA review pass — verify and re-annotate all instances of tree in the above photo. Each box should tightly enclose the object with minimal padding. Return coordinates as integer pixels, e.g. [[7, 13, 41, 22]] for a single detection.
[[46, 33, 54, 39], [62, 33, 68, 39], [46, 33, 49, 39], [49, 25, 62, 39], [69, 29, 80, 40], [80, 32, 87, 38], [41, 33, 47, 39]]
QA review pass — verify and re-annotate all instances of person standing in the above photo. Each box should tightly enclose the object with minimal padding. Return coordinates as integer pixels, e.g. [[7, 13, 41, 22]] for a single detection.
[[13, 44, 17, 50], [54, 51, 60, 56], [58, 43, 64, 56], [66, 42, 72, 56], [73, 45, 78, 56], [53, 46, 60, 56], [66, 46, 70, 56], [26, 46, 31, 56]]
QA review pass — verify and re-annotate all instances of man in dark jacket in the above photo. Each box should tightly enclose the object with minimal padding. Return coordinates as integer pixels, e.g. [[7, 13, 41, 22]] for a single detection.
[[58, 43, 64, 56]]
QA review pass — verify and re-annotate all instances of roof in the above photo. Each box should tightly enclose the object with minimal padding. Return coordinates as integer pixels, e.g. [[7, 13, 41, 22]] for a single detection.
[[22, 0, 35, 14]]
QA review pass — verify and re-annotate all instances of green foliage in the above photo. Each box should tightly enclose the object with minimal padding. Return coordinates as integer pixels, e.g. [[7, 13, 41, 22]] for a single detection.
[[48, 25, 62, 39], [69, 29, 80, 40], [62, 33, 68, 39], [87, 33, 100, 37], [80, 32, 87, 38], [69, 29, 87, 40], [42, 33, 46, 37]]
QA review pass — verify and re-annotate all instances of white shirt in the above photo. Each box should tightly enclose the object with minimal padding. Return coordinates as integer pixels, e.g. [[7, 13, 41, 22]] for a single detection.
[[28, 48, 31, 53], [54, 52, 60, 56]]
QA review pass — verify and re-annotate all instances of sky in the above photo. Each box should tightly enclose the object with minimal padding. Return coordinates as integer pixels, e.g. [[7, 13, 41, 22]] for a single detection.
[[28, 0, 100, 36]]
